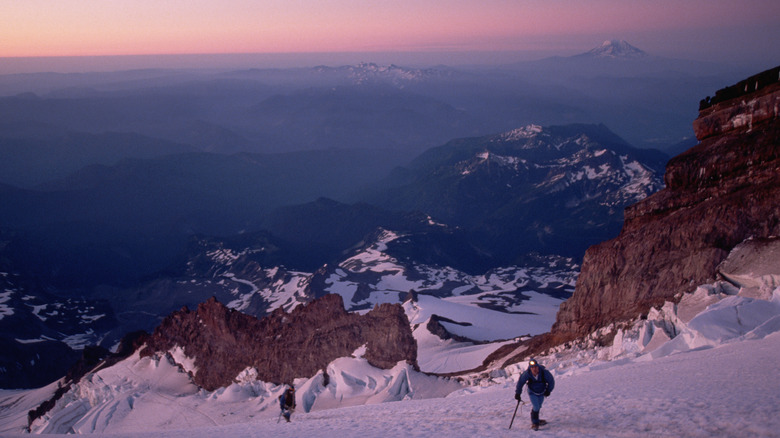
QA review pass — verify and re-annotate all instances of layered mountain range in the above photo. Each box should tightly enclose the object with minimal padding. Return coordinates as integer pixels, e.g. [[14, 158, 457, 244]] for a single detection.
[[0, 121, 656, 389], [5, 60, 780, 437], [1, 43, 758, 394], [1, 53, 778, 438], [104, 123, 661, 342]]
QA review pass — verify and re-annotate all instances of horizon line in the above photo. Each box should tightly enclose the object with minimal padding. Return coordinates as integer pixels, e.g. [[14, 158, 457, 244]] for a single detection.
[[0, 49, 575, 75]]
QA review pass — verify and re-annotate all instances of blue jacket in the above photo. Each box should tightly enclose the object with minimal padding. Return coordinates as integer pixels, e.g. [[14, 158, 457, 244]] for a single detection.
[[516, 365, 555, 397], [279, 390, 296, 410]]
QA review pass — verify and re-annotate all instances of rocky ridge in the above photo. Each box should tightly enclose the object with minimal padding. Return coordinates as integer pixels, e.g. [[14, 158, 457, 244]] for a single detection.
[[694, 66, 780, 140], [140, 294, 418, 391], [551, 66, 780, 341]]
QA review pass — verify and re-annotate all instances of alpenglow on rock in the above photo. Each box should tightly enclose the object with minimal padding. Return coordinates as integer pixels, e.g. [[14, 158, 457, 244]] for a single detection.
[[552, 66, 780, 341], [141, 294, 418, 391]]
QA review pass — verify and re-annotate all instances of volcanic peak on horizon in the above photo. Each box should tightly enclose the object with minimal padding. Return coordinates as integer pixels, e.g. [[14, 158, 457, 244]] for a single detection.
[[584, 39, 648, 58]]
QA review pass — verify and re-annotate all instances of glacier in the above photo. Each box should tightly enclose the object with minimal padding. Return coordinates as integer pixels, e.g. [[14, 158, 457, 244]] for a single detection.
[[2, 269, 779, 436]]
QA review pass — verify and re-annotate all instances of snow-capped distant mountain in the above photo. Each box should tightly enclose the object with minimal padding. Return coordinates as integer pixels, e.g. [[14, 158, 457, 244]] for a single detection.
[[313, 62, 456, 87], [370, 123, 668, 262], [581, 40, 648, 59], [488, 124, 662, 206]]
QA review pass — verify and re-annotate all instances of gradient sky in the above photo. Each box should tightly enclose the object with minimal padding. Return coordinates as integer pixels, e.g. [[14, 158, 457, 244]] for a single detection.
[[2, 0, 779, 68]]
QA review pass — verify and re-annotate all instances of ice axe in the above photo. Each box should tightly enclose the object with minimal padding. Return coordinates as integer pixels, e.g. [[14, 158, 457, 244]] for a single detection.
[[508, 399, 524, 429]]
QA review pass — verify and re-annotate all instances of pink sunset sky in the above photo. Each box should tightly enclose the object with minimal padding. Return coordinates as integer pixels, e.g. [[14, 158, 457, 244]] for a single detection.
[[1, 0, 778, 70]]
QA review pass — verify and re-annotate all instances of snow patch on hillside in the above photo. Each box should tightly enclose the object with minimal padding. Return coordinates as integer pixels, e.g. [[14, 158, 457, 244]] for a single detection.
[[500, 124, 543, 141], [0, 289, 13, 320], [325, 230, 575, 312]]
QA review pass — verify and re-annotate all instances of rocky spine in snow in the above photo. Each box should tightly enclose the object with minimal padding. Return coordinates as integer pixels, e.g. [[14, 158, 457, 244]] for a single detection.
[[140, 294, 418, 391], [551, 66, 780, 342]]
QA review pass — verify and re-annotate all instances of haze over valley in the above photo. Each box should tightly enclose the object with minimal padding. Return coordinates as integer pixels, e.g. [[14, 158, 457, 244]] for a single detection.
[[1, 3, 779, 433]]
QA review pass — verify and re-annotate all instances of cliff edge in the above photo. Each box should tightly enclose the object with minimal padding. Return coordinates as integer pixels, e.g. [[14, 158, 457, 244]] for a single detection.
[[551, 66, 780, 341]]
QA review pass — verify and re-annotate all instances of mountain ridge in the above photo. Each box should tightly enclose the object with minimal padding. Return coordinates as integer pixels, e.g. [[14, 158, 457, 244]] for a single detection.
[[140, 294, 417, 391], [367, 123, 666, 262]]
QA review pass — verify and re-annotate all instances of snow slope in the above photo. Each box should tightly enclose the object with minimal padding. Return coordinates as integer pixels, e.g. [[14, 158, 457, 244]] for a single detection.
[[4, 329, 778, 437], [3, 281, 778, 436], [404, 293, 560, 373]]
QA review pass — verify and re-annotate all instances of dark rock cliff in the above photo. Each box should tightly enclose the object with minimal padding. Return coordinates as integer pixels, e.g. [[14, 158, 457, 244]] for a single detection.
[[140, 294, 418, 391], [551, 66, 780, 341]]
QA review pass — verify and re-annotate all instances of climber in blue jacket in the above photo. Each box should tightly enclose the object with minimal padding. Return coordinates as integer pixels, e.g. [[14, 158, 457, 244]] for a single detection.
[[279, 386, 296, 422], [515, 358, 555, 430]]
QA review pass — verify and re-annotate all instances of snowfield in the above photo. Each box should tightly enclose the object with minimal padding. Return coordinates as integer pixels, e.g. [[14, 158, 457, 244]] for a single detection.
[[2, 280, 779, 437], [3, 331, 778, 437]]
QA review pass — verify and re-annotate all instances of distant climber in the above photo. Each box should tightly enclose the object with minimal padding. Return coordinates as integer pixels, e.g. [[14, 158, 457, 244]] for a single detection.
[[279, 386, 296, 422], [515, 358, 555, 430]]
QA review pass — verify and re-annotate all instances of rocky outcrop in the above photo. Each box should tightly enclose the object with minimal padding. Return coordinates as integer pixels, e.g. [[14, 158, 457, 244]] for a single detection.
[[694, 67, 780, 140], [551, 67, 780, 341], [140, 294, 417, 391], [698, 66, 779, 110], [426, 315, 476, 343]]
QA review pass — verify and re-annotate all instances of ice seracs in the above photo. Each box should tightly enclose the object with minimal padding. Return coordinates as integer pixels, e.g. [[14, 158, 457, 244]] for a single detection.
[[11, 271, 780, 437]]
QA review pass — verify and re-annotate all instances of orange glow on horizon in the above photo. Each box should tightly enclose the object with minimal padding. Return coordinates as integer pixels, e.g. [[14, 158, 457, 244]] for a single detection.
[[1, 0, 778, 58]]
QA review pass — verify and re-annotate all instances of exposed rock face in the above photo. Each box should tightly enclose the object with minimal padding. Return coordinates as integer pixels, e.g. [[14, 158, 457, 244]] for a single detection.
[[552, 67, 780, 341], [140, 294, 417, 391], [694, 67, 780, 140], [426, 315, 476, 343]]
